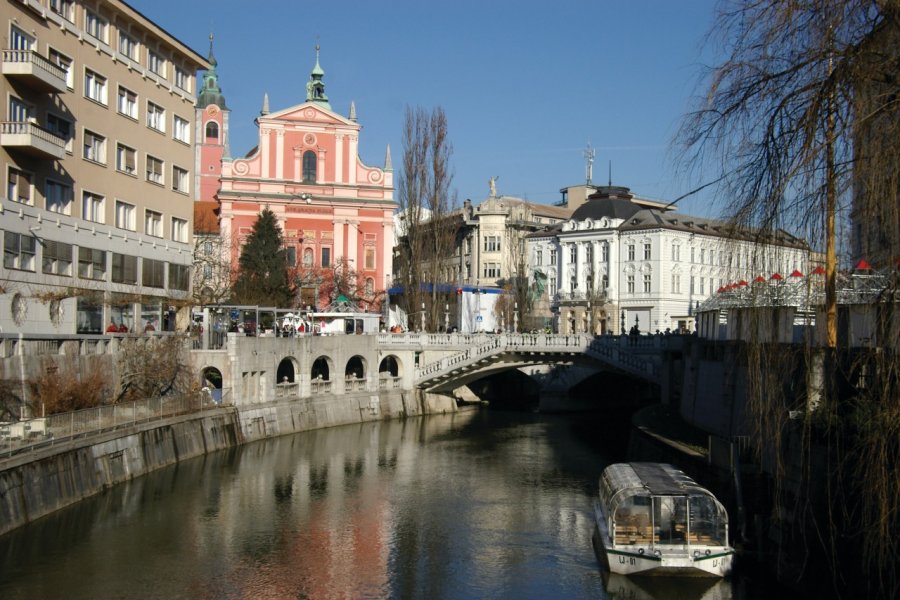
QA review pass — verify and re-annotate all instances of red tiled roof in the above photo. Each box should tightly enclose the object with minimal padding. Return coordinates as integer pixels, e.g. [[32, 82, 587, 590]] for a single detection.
[[194, 201, 220, 234]]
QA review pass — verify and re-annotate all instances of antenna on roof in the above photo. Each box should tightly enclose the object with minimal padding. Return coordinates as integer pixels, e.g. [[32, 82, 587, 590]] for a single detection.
[[583, 142, 595, 186], [608, 160, 612, 186]]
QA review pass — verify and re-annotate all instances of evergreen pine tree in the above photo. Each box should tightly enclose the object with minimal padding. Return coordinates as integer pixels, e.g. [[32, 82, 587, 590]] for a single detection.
[[231, 209, 291, 306]]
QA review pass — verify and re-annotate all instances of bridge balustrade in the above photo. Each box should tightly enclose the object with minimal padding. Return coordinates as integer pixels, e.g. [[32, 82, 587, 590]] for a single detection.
[[310, 379, 332, 394], [274, 382, 299, 398], [379, 376, 401, 390], [344, 377, 367, 392]]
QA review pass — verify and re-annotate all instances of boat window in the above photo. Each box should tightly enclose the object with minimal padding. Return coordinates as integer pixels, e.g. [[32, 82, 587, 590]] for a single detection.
[[688, 495, 727, 546], [613, 496, 652, 546], [653, 496, 688, 545]]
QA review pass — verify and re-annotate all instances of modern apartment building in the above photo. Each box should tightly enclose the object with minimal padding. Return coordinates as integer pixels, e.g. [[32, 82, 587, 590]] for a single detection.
[[0, 0, 208, 334]]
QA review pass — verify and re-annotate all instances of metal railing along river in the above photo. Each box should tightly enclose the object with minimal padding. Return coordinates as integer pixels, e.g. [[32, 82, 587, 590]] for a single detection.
[[0, 389, 231, 460]]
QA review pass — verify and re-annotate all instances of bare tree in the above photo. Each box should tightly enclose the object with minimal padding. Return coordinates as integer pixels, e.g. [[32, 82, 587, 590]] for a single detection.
[[191, 208, 233, 306], [396, 106, 459, 330], [678, 3, 899, 596]]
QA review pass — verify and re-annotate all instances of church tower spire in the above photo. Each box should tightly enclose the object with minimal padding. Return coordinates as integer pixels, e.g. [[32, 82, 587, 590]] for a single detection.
[[198, 33, 227, 109], [305, 44, 331, 110]]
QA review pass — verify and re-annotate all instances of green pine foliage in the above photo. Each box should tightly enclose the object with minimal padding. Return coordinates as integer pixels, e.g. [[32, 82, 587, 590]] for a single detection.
[[231, 209, 291, 307]]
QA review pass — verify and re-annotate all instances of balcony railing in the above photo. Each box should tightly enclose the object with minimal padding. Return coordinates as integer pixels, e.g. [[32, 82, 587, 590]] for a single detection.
[[0, 120, 66, 159], [2, 49, 68, 92]]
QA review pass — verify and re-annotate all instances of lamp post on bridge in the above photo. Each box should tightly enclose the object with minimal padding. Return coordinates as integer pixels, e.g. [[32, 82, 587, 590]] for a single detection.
[[421, 302, 426, 333], [444, 304, 449, 333]]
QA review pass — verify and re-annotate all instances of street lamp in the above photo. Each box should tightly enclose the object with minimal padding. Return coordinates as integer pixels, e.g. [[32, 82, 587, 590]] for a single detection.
[[444, 303, 449, 333], [421, 302, 426, 333]]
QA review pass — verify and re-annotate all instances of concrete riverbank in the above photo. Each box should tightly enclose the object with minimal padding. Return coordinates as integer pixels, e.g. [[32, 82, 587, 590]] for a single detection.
[[0, 389, 458, 536]]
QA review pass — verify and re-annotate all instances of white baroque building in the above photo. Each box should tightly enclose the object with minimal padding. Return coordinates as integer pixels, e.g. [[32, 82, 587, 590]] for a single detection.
[[528, 186, 814, 334]]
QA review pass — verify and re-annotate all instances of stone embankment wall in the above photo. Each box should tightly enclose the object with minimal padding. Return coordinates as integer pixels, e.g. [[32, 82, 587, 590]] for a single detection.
[[0, 389, 457, 536]]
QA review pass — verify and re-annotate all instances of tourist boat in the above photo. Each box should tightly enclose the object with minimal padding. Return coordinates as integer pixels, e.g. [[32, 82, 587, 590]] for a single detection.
[[593, 462, 735, 577]]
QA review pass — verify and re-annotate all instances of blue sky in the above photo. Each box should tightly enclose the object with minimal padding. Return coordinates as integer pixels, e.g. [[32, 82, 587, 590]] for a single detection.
[[130, 0, 721, 216]]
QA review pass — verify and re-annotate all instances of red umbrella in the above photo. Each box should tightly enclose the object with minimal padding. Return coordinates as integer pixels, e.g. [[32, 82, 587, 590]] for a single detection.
[[789, 269, 804, 277], [770, 272, 783, 281], [810, 265, 826, 275], [753, 275, 766, 283], [737, 280, 749, 287], [717, 286, 725, 293], [854, 259, 872, 270]]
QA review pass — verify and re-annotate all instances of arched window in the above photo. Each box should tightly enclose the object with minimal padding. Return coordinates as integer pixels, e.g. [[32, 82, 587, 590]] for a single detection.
[[302, 150, 316, 183], [205, 121, 219, 141]]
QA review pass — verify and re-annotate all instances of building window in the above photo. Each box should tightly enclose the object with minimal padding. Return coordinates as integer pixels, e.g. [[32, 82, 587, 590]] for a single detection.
[[116, 143, 136, 175], [302, 150, 316, 183], [147, 50, 166, 78], [484, 263, 500, 278], [321, 247, 331, 268], [569, 245, 577, 263], [111, 253, 138, 284], [586, 275, 593, 291], [644, 243, 652, 260], [4, 232, 36, 271], [142, 258, 165, 288], [45, 180, 72, 214], [700, 248, 706, 264], [205, 121, 219, 141], [285, 246, 297, 266], [146, 155, 164, 185], [7, 167, 32, 204], [50, 0, 74, 21], [643, 273, 652, 293], [627, 274, 635, 294], [549, 249, 557, 265], [535, 248, 542, 265], [115, 200, 136, 231], [172, 217, 188, 243], [144, 210, 162, 237], [46, 114, 73, 152], [172, 166, 188, 193], [82, 191, 104, 223], [699, 278, 705, 295], [175, 67, 191, 92], [672, 273, 681, 294], [484, 235, 501, 252], [602, 274, 609, 289], [173, 116, 190, 143], [8, 96, 30, 123], [48, 48, 73, 88], [672, 243, 680, 262], [602, 243, 609, 262], [627, 244, 635, 261], [117, 86, 137, 119], [83, 130, 106, 163], [365, 247, 376, 270], [168, 263, 189, 291], [78, 247, 106, 280], [549, 277, 557, 296], [84, 69, 107, 104], [42, 240, 73, 276], [585, 244, 593, 263], [118, 31, 138, 60], [303, 247, 314, 267], [147, 102, 165, 132], [84, 11, 108, 43]]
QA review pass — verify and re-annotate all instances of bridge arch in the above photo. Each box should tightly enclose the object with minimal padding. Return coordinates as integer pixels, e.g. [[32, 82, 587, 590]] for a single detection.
[[378, 355, 401, 377], [311, 355, 333, 381], [277, 356, 298, 383], [200, 366, 222, 389], [345, 355, 367, 379]]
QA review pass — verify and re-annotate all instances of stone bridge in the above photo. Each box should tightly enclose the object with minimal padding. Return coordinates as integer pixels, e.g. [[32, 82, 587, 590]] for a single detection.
[[380, 333, 666, 392]]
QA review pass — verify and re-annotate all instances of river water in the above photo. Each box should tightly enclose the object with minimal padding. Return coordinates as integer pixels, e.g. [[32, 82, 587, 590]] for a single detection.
[[1, 410, 787, 599]]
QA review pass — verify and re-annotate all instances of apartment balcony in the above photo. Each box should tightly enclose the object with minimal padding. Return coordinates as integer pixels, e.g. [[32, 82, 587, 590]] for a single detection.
[[0, 120, 66, 159], [2, 49, 68, 93]]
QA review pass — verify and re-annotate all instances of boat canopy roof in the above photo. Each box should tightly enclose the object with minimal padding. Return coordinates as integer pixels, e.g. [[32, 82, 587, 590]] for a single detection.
[[600, 463, 714, 508]]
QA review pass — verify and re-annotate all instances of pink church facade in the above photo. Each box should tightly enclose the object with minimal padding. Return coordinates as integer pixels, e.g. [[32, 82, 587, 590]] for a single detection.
[[204, 49, 395, 309]]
